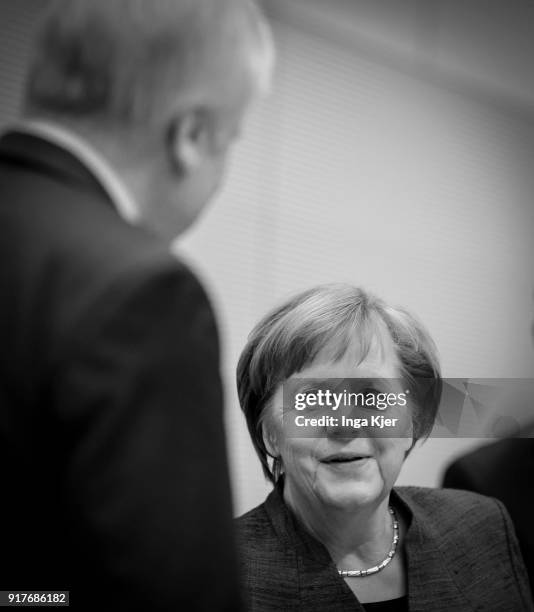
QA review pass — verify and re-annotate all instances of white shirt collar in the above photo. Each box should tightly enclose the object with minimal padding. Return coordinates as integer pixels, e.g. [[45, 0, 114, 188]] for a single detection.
[[11, 120, 140, 225]]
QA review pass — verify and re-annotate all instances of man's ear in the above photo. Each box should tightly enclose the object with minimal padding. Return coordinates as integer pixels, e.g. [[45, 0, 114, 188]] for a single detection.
[[167, 108, 210, 173]]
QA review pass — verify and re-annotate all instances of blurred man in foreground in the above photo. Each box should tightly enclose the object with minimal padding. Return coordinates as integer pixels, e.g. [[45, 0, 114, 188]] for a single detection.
[[0, 0, 273, 609]]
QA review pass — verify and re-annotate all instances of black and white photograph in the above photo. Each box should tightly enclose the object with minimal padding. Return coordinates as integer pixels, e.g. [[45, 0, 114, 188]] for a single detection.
[[1, 1, 533, 610]]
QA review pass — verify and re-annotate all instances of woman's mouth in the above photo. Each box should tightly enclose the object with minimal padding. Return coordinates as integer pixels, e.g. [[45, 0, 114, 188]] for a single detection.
[[321, 453, 371, 465]]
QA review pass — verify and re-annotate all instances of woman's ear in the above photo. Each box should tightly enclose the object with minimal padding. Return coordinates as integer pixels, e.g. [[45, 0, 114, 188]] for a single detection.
[[401, 417, 415, 453], [262, 421, 279, 458]]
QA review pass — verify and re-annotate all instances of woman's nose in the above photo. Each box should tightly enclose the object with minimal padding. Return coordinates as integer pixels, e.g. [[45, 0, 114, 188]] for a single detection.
[[325, 407, 363, 439]]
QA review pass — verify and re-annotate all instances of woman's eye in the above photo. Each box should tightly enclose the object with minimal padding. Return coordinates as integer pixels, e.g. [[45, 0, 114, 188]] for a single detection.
[[292, 386, 332, 412], [359, 388, 392, 411]]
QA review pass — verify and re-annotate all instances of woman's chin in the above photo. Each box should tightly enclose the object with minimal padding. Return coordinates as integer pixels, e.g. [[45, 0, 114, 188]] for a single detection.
[[315, 478, 383, 510], [311, 458, 380, 505]]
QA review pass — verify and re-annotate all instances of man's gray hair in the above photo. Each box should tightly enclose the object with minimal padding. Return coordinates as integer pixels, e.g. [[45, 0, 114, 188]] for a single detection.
[[24, 0, 273, 125]]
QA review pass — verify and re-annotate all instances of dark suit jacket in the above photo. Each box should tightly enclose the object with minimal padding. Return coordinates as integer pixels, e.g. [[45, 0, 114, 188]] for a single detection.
[[0, 130, 240, 610], [443, 438, 534, 593], [236, 484, 533, 611]]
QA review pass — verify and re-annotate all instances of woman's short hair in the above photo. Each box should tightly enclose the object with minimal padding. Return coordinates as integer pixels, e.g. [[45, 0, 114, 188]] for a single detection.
[[237, 284, 442, 483]]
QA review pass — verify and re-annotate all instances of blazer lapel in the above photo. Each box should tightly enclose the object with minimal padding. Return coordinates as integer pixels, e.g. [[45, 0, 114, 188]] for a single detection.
[[265, 484, 365, 611], [394, 489, 476, 612]]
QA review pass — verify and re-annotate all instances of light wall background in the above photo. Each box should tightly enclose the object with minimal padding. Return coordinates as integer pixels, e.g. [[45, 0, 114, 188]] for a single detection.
[[177, 0, 534, 515], [2, 0, 534, 516]]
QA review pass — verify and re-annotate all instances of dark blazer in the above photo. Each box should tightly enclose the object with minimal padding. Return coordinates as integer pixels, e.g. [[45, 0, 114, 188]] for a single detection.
[[236, 484, 533, 611], [0, 130, 240, 611], [443, 438, 534, 592]]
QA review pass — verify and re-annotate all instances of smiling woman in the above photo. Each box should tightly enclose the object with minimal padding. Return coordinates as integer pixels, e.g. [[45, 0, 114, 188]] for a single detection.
[[235, 284, 533, 612]]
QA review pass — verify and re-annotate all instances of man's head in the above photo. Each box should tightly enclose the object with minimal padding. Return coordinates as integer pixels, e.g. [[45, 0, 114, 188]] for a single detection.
[[24, 0, 274, 240]]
